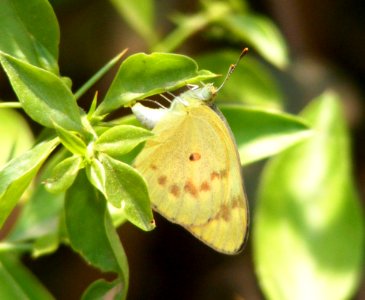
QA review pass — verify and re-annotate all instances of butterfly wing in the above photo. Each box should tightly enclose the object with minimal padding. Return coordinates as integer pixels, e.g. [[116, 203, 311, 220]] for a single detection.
[[134, 104, 248, 254]]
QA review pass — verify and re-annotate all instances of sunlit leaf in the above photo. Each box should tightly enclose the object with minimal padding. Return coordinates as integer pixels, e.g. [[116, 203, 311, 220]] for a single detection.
[[220, 105, 312, 165], [0, 138, 59, 228], [253, 92, 364, 300], [0, 53, 82, 131], [99, 154, 154, 231], [221, 13, 289, 68], [0, 108, 34, 167], [0, 0, 59, 73], [6, 150, 67, 243], [45, 155, 82, 194], [96, 52, 216, 115], [53, 123, 86, 156], [95, 125, 153, 159]]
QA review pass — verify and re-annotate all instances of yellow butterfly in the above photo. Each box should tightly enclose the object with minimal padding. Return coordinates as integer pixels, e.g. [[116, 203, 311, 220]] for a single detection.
[[132, 49, 249, 254]]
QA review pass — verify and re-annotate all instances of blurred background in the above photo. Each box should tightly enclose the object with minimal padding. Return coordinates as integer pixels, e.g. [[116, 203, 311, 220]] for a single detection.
[[1, 0, 364, 299]]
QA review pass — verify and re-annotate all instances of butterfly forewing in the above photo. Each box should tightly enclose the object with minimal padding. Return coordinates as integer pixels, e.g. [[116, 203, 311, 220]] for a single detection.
[[135, 107, 225, 225]]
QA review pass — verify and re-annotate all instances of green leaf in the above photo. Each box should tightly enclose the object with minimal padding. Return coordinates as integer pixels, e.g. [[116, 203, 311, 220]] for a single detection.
[[53, 123, 87, 155], [87, 92, 99, 118], [108, 203, 127, 227], [0, 53, 83, 132], [0, 138, 59, 228], [99, 154, 155, 231], [0, 0, 59, 73], [0, 107, 34, 167], [45, 155, 83, 194], [109, 0, 157, 47], [95, 52, 216, 115], [65, 171, 129, 298], [6, 150, 66, 243], [0, 254, 54, 300], [82, 279, 122, 300], [95, 118, 146, 167], [219, 105, 312, 165], [153, 12, 211, 53], [95, 125, 153, 158], [197, 50, 283, 109], [86, 158, 107, 196], [253, 92, 365, 300], [221, 13, 289, 68]]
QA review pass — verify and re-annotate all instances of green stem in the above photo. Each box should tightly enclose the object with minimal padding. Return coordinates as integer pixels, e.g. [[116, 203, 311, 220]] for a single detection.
[[0, 242, 33, 253], [0, 102, 22, 109], [153, 14, 209, 52], [74, 49, 128, 101]]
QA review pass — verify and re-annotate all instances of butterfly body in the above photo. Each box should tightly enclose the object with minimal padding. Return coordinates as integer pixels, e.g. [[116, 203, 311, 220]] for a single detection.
[[132, 84, 249, 254]]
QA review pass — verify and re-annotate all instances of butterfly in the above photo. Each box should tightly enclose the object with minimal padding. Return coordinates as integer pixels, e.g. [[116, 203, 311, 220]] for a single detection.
[[132, 49, 249, 254]]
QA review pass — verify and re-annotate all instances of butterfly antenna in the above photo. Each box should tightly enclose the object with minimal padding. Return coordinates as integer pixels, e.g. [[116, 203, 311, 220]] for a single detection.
[[216, 47, 249, 92], [142, 98, 167, 108]]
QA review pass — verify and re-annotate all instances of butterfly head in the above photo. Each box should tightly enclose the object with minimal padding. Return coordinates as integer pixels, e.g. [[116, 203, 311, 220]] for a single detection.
[[191, 83, 217, 104], [181, 47, 249, 106]]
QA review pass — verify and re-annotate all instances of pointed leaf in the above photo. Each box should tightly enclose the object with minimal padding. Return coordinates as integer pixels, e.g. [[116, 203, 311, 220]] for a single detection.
[[53, 123, 86, 155], [0, 138, 59, 227], [96, 52, 216, 115], [253, 92, 364, 300], [0, 107, 34, 167], [99, 154, 154, 231], [0, 53, 82, 131], [221, 13, 289, 68], [0, 0, 59, 73], [82, 279, 123, 300], [86, 158, 107, 196], [45, 155, 83, 193], [95, 125, 153, 158], [6, 150, 67, 242]]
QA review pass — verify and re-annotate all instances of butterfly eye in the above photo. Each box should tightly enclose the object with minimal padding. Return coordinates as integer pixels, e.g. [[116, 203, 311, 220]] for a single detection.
[[189, 153, 201, 161]]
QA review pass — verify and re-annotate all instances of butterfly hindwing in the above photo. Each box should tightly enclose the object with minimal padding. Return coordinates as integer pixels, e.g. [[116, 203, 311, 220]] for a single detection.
[[134, 104, 248, 253]]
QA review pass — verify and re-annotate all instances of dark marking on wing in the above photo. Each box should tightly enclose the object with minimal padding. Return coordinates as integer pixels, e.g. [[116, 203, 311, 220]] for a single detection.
[[189, 152, 201, 161], [200, 181, 210, 192], [170, 184, 180, 197], [210, 169, 228, 181], [184, 180, 198, 197], [158, 176, 167, 186]]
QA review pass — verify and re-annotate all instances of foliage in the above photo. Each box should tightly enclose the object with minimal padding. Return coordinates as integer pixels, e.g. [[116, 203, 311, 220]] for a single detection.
[[0, 0, 363, 299]]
